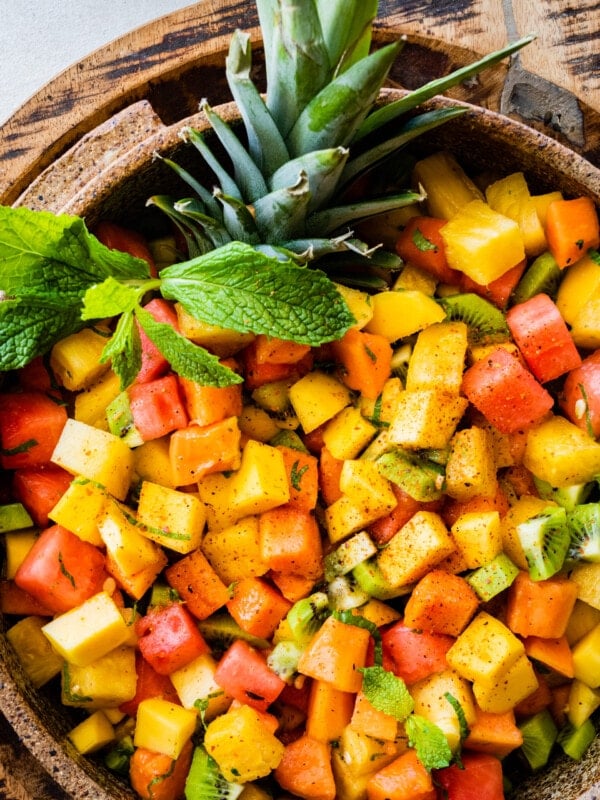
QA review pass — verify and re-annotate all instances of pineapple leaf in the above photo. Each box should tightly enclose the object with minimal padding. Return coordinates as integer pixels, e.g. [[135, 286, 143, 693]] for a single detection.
[[286, 40, 402, 157], [225, 29, 289, 177], [269, 146, 349, 213], [355, 34, 536, 142], [280, 231, 371, 261], [154, 152, 222, 220], [317, 0, 378, 75], [256, 0, 331, 139], [183, 127, 243, 201], [173, 198, 232, 249], [214, 189, 261, 244], [146, 195, 215, 258], [307, 190, 424, 236], [340, 106, 468, 188], [253, 171, 311, 242], [159, 241, 355, 344], [201, 101, 269, 203]]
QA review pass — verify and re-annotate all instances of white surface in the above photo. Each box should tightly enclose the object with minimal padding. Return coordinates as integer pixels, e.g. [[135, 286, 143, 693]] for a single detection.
[[0, 1, 195, 125]]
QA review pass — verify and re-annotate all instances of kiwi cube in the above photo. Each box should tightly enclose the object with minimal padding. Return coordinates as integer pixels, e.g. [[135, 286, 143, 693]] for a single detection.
[[465, 553, 519, 601]]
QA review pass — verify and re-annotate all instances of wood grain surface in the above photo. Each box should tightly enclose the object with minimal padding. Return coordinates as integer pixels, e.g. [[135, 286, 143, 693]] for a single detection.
[[0, 1, 599, 798]]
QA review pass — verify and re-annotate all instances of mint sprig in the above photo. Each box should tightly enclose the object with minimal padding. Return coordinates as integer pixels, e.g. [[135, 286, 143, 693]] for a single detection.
[[359, 665, 414, 721], [405, 714, 453, 771]]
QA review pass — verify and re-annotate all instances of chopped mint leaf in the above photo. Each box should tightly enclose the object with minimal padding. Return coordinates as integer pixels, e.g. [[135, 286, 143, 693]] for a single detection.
[[359, 665, 414, 721], [101, 311, 142, 391], [412, 227, 437, 252], [82, 276, 146, 319], [405, 714, 453, 771], [444, 692, 470, 742]]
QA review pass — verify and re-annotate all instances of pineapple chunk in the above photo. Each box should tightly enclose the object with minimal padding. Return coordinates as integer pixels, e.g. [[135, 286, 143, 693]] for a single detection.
[[472, 653, 538, 714], [201, 516, 268, 584], [556, 253, 600, 326], [412, 151, 484, 220], [446, 611, 525, 685], [68, 710, 115, 754], [523, 415, 600, 486], [170, 652, 232, 721], [49, 477, 107, 546], [567, 679, 600, 727], [440, 199, 525, 285], [339, 460, 396, 511], [73, 369, 121, 430], [51, 418, 134, 500], [388, 389, 468, 450], [572, 623, 600, 688], [289, 371, 351, 433], [393, 263, 437, 295], [133, 437, 178, 489], [450, 511, 502, 569], [42, 591, 132, 667], [565, 599, 600, 645], [445, 426, 497, 502], [364, 290, 445, 342], [322, 406, 377, 460], [405, 321, 468, 395], [325, 493, 395, 545], [134, 697, 198, 759], [485, 172, 547, 257], [50, 325, 112, 391], [6, 616, 64, 687], [570, 293, 600, 349], [204, 704, 284, 782], [360, 377, 403, 426], [335, 283, 374, 330], [238, 404, 281, 442], [136, 481, 206, 554], [334, 725, 400, 779], [376, 511, 455, 587], [62, 645, 136, 709], [410, 670, 477, 751], [569, 562, 600, 610]]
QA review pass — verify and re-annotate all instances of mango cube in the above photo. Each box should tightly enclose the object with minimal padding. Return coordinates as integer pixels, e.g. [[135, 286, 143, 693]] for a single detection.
[[201, 516, 268, 584], [339, 460, 397, 512], [364, 290, 446, 342], [68, 710, 115, 754], [523, 415, 600, 486], [322, 406, 377, 460], [451, 511, 502, 569], [472, 653, 538, 714], [50, 325, 112, 391], [62, 645, 137, 709], [6, 616, 64, 688], [288, 371, 351, 433], [133, 436, 178, 488], [49, 477, 107, 546], [572, 623, 600, 688], [136, 481, 206, 554], [51, 418, 134, 500], [388, 390, 468, 450], [445, 426, 497, 502], [335, 283, 374, 330], [42, 591, 132, 667], [73, 369, 121, 429], [134, 697, 198, 759], [446, 611, 525, 685], [3, 528, 38, 578], [406, 321, 468, 395], [410, 670, 477, 751]]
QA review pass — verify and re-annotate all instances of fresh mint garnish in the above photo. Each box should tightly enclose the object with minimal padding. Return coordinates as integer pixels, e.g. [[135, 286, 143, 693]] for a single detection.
[[405, 713, 453, 771], [359, 665, 414, 721]]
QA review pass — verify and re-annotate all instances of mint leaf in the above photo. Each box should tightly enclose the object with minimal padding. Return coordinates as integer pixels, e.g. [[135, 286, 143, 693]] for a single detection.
[[135, 306, 242, 388], [82, 277, 144, 319], [444, 692, 470, 742], [359, 665, 414, 721], [160, 241, 354, 345], [405, 714, 453, 771], [101, 311, 142, 390], [412, 227, 437, 252]]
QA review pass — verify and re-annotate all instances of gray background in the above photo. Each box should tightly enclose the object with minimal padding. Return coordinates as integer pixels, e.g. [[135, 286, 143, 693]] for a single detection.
[[0, 1, 195, 125]]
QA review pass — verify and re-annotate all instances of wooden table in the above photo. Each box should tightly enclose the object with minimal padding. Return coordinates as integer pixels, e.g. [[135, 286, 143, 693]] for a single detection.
[[0, 0, 599, 797]]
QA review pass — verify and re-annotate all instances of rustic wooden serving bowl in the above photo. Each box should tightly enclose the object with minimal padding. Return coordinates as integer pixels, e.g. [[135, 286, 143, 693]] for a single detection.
[[1, 4, 600, 799]]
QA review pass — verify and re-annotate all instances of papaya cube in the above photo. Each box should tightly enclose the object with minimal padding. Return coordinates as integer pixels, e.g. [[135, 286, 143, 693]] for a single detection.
[[322, 407, 377, 460], [68, 710, 115, 754], [42, 591, 132, 666], [203, 703, 285, 782], [441, 199, 525, 284], [388, 390, 468, 450], [364, 290, 445, 342], [472, 653, 539, 714], [446, 611, 525, 685], [406, 321, 469, 395], [50, 326, 112, 391], [288, 370, 351, 434], [73, 369, 121, 430], [62, 645, 137, 709], [445, 426, 497, 502], [6, 615, 64, 688], [572, 623, 600, 688], [523, 415, 600, 486], [49, 478, 107, 546], [170, 652, 232, 721], [51, 418, 134, 500], [376, 511, 455, 587], [201, 516, 268, 584], [136, 481, 206, 554], [134, 697, 198, 759]]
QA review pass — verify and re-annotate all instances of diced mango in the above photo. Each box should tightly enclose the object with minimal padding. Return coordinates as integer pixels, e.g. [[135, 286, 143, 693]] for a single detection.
[[68, 710, 115, 754], [485, 172, 547, 257], [555, 253, 600, 326], [289, 371, 351, 434], [134, 697, 198, 759], [136, 481, 206, 554], [133, 436, 178, 489], [410, 670, 477, 751], [451, 511, 502, 569], [62, 645, 137, 709], [523, 415, 600, 486], [322, 406, 377, 460], [325, 493, 394, 545], [393, 263, 437, 295], [3, 529, 38, 578], [49, 477, 106, 546], [572, 623, 600, 688], [567, 679, 600, 727], [445, 426, 497, 502], [201, 516, 269, 584], [446, 611, 525, 685], [569, 293, 600, 349], [472, 653, 538, 714], [335, 283, 374, 330], [73, 369, 121, 430], [339, 460, 397, 511], [405, 321, 468, 395], [175, 302, 255, 356], [364, 290, 445, 342], [569, 563, 600, 611], [388, 389, 468, 450]]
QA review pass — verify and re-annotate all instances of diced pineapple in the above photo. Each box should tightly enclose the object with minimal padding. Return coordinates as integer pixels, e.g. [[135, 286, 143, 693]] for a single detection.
[[133, 437, 178, 489], [73, 369, 121, 430], [410, 670, 477, 751], [472, 653, 538, 714], [134, 697, 198, 759], [335, 283, 374, 329], [3, 528, 38, 578], [485, 172, 547, 257], [445, 426, 497, 502], [446, 611, 525, 685], [387, 389, 468, 450], [136, 481, 206, 554], [289, 371, 351, 433], [334, 725, 401, 779], [201, 516, 268, 584], [569, 563, 600, 611], [325, 493, 394, 545], [68, 710, 115, 754], [364, 290, 446, 342], [393, 263, 437, 295], [322, 406, 377, 460], [531, 190, 563, 227], [523, 415, 600, 486], [352, 599, 401, 628], [42, 591, 132, 667], [238, 404, 282, 442], [6, 616, 64, 688], [62, 645, 137, 709], [572, 623, 600, 688], [51, 418, 134, 500], [412, 151, 484, 220], [170, 652, 232, 721], [50, 325, 112, 391], [405, 321, 468, 395], [49, 477, 106, 546], [565, 599, 600, 645], [204, 703, 284, 782], [440, 199, 525, 285], [360, 377, 403, 426], [376, 511, 455, 587], [175, 302, 255, 356], [450, 511, 502, 568], [555, 253, 600, 326], [567, 679, 600, 727], [338, 460, 397, 511]]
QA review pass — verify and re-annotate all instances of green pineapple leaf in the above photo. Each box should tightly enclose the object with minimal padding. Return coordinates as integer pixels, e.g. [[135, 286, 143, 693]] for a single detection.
[[269, 146, 349, 213], [214, 190, 261, 244], [317, 0, 378, 76], [306, 190, 424, 236], [173, 198, 233, 249], [155, 152, 222, 219], [146, 195, 216, 258], [183, 127, 243, 201], [253, 172, 311, 242]]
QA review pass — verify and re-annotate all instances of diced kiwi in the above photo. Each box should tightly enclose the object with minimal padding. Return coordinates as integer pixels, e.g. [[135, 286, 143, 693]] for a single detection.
[[185, 745, 243, 800], [512, 251, 562, 304], [0, 502, 34, 533], [323, 531, 378, 582], [327, 574, 371, 611], [557, 718, 596, 761], [465, 552, 520, 601], [197, 613, 271, 652], [106, 391, 144, 447], [518, 709, 558, 771], [437, 292, 510, 345], [266, 640, 304, 681], [286, 592, 330, 644], [375, 447, 445, 502], [533, 476, 593, 511], [251, 380, 293, 415], [148, 582, 181, 608], [516, 505, 570, 580], [352, 558, 412, 601], [567, 503, 600, 563], [269, 429, 309, 453]]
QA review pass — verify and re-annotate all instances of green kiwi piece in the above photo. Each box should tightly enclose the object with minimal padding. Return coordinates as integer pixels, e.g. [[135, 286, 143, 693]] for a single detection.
[[375, 447, 445, 502], [0, 502, 33, 533], [197, 613, 271, 652], [252, 380, 294, 415], [533, 476, 593, 511], [327, 574, 371, 611], [286, 591, 330, 644], [106, 391, 144, 447], [557, 718, 596, 761], [352, 558, 412, 601], [567, 503, 600, 562], [516, 505, 570, 580], [437, 292, 510, 345], [465, 552, 520, 601], [518, 709, 558, 771], [323, 530, 378, 582], [267, 640, 304, 680], [185, 745, 244, 800], [269, 429, 310, 453], [511, 250, 562, 304]]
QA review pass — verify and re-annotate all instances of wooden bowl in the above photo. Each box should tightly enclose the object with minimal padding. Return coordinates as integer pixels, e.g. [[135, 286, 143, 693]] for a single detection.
[[1, 8, 600, 799]]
